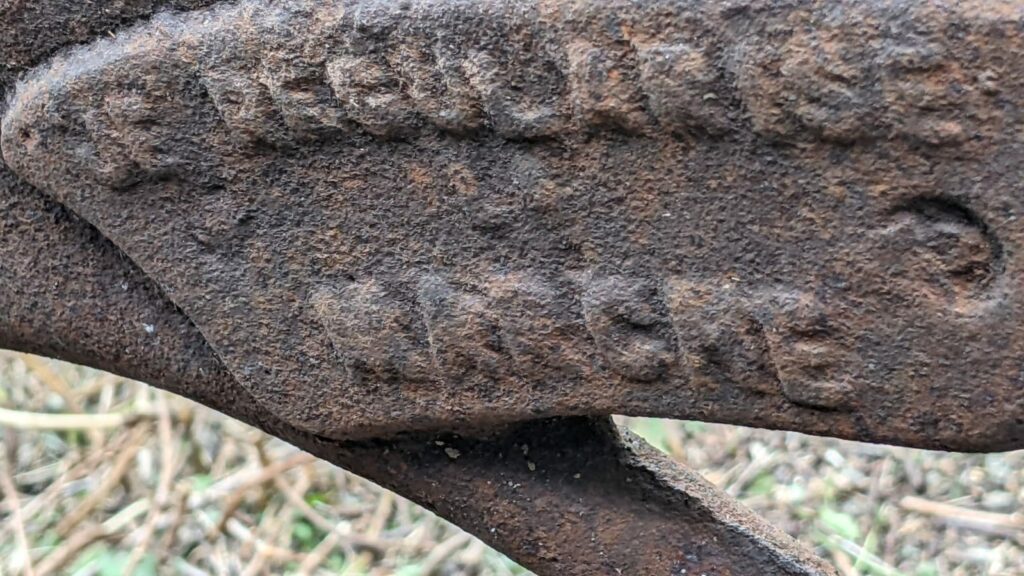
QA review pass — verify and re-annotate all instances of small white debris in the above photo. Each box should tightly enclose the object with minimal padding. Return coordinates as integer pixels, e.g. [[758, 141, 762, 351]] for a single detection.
[[143, 323, 156, 334], [527, 461, 536, 472], [824, 448, 846, 468], [444, 447, 461, 460]]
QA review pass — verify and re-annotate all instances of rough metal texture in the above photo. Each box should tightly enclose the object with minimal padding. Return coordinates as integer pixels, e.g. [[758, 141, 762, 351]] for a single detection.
[[0, 167, 840, 571], [0, 1, 842, 572], [1, 0, 1023, 573], [0, 1, 217, 95], [0, 0, 220, 388], [5, 0, 1024, 450], [338, 417, 834, 575], [0, 176, 834, 573]]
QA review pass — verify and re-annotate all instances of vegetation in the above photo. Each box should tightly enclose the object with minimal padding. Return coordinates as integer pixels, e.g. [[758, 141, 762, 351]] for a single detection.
[[0, 352, 1020, 575]]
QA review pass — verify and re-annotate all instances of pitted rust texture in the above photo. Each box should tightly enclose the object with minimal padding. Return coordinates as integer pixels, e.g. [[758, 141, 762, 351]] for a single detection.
[[0, 0, 226, 393], [0, 180, 837, 575], [0, 0, 220, 98], [0, 1, 1021, 573], [4, 0, 1024, 449], [337, 417, 835, 576], [0, 2, 844, 571], [0, 3, 835, 574], [0, 168, 835, 575], [0, 129, 839, 575], [0, 0, 216, 350]]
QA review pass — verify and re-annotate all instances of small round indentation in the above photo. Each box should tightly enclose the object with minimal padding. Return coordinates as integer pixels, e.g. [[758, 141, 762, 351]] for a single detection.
[[887, 196, 1003, 311]]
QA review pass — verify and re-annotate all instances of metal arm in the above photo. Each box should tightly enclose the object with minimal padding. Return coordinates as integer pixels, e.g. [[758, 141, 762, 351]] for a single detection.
[[3, 1, 1022, 573]]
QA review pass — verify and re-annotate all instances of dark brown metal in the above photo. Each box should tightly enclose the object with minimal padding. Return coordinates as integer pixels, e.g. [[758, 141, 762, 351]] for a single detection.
[[1, 0, 1022, 573], [334, 417, 837, 575], [0, 1, 842, 572], [5, 0, 1024, 451]]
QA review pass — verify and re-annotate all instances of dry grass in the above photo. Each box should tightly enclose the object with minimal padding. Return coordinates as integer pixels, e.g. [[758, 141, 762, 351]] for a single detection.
[[0, 350, 1020, 575]]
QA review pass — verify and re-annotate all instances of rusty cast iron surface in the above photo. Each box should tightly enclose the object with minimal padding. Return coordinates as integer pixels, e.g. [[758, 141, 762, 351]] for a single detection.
[[1, 0, 1023, 573], [6, 0, 1024, 449]]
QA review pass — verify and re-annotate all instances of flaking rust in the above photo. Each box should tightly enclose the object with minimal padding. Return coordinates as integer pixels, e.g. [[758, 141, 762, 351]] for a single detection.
[[1, 1, 1023, 574]]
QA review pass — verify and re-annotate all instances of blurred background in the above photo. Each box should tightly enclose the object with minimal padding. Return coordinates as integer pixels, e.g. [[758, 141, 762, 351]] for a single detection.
[[0, 350, 1020, 576]]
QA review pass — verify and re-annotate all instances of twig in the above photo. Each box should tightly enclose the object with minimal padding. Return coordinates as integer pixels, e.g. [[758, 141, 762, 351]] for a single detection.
[[273, 475, 387, 553], [190, 452, 316, 510], [727, 452, 780, 497], [900, 495, 1024, 537], [239, 548, 271, 576], [204, 452, 315, 541], [56, 424, 150, 536], [242, 495, 289, 575], [123, 394, 176, 574], [296, 527, 345, 576], [34, 524, 111, 576], [18, 355, 80, 411], [223, 517, 304, 562], [458, 539, 487, 566], [0, 406, 152, 431], [348, 492, 393, 572], [102, 498, 152, 533], [419, 531, 473, 576], [829, 548, 857, 576], [209, 485, 249, 542], [0, 427, 136, 544], [275, 469, 389, 576], [155, 490, 189, 566], [825, 533, 902, 576], [18, 355, 105, 447], [0, 435, 36, 576]]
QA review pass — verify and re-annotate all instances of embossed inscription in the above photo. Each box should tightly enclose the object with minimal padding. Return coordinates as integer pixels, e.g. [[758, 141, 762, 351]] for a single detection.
[[314, 274, 591, 385], [313, 272, 875, 411], [77, 55, 219, 188], [392, 41, 484, 134], [461, 50, 568, 140], [259, 61, 348, 140], [419, 276, 505, 379], [6, 0, 1002, 191], [326, 54, 421, 138], [311, 281, 434, 383], [637, 44, 731, 135], [197, 20, 1000, 148], [881, 42, 970, 146], [567, 42, 648, 133], [761, 292, 857, 410], [580, 275, 676, 381], [664, 280, 779, 396], [487, 273, 590, 382], [202, 67, 291, 146], [738, 24, 991, 146], [665, 281, 857, 410]]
